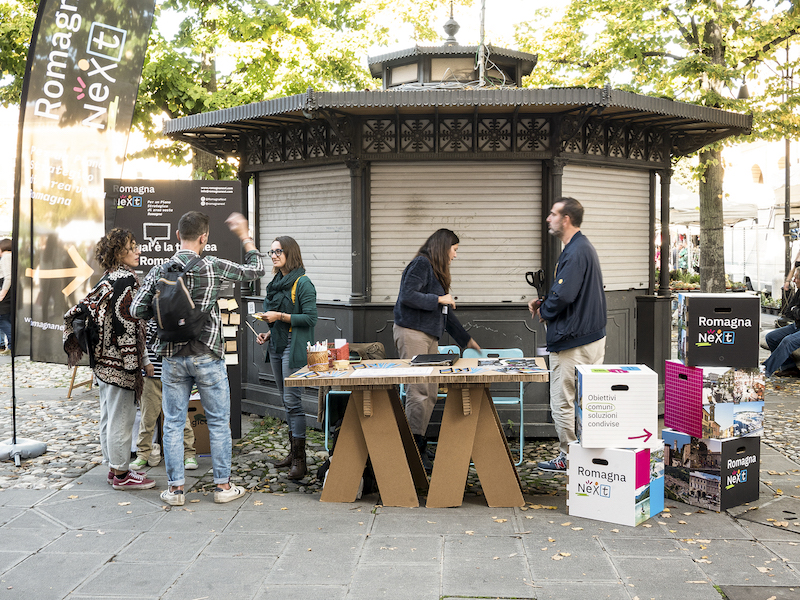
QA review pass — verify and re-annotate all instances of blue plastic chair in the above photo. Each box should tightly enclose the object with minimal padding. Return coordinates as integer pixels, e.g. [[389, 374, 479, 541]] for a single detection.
[[462, 348, 525, 465]]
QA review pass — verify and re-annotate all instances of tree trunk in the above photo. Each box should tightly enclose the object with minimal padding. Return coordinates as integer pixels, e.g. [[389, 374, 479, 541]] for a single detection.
[[698, 147, 725, 292], [192, 149, 219, 180], [192, 43, 219, 180]]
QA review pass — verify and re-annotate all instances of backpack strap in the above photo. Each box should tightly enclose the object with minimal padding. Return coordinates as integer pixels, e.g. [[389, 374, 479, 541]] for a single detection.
[[291, 274, 306, 305], [180, 255, 204, 275]]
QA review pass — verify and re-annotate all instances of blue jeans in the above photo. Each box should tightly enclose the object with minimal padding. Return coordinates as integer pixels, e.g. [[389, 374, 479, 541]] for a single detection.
[[269, 334, 306, 438], [0, 313, 11, 349], [162, 354, 231, 487], [764, 323, 800, 375]]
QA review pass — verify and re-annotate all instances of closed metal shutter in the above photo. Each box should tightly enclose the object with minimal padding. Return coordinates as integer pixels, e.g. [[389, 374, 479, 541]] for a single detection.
[[370, 161, 542, 303], [562, 165, 650, 291], [258, 165, 352, 302]]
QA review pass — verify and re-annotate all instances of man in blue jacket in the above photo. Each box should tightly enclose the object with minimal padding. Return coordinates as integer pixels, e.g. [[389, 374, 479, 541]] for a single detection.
[[528, 197, 607, 471]]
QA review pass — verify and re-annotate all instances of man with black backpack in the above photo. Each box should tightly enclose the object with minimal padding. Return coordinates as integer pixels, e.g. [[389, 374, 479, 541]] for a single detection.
[[130, 211, 264, 506]]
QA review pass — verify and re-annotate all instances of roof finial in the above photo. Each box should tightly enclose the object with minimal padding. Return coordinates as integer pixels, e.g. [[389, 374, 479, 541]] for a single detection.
[[443, 1, 460, 46]]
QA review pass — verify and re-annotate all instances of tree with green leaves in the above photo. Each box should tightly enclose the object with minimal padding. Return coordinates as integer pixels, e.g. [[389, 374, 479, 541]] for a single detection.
[[0, 0, 37, 106], [517, 0, 800, 292], [0, 0, 471, 178], [134, 0, 471, 179]]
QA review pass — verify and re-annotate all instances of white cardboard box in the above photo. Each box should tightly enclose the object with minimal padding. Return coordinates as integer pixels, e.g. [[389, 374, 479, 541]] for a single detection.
[[567, 441, 665, 527], [575, 365, 658, 448]]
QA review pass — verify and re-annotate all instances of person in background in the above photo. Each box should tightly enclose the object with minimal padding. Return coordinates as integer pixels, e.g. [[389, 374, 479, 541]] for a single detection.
[[529, 198, 607, 472], [393, 228, 481, 473], [678, 242, 688, 271], [130, 211, 264, 506], [129, 318, 199, 472], [764, 268, 800, 377], [0, 238, 12, 355], [64, 229, 155, 491], [256, 236, 317, 480]]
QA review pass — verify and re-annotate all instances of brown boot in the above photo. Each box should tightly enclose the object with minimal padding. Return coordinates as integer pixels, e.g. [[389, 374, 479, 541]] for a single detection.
[[287, 436, 307, 480], [273, 431, 293, 468]]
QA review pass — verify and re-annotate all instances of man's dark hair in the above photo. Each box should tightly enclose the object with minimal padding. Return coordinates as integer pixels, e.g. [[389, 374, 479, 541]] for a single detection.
[[0, 238, 11, 252], [556, 197, 584, 228], [178, 211, 210, 241]]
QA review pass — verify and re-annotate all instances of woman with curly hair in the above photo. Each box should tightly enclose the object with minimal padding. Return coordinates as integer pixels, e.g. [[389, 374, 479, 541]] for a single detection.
[[64, 228, 155, 491]]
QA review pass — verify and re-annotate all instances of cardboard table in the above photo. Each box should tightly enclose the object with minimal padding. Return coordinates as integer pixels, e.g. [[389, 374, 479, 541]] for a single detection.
[[285, 357, 548, 508]]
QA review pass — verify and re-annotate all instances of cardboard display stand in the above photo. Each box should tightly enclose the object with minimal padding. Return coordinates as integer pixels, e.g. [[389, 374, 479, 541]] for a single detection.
[[567, 441, 664, 527], [676, 293, 760, 368], [662, 428, 760, 512], [285, 358, 546, 508], [664, 360, 764, 439], [187, 395, 210, 455], [574, 365, 658, 448]]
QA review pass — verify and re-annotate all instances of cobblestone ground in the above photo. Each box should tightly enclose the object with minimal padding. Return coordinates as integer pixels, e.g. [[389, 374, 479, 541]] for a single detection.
[[0, 356, 795, 498]]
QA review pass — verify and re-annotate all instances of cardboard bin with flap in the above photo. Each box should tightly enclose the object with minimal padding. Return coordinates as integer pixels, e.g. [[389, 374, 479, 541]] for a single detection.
[[664, 360, 764, 439], [676, 293, 760, 368], [574, 365, 658, 448], [662, 427, 760, 512], [567, 441, 665, 527]]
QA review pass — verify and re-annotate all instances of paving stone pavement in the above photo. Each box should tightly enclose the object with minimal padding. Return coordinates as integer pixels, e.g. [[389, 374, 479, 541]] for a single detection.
[[0, 322, 798, 599]]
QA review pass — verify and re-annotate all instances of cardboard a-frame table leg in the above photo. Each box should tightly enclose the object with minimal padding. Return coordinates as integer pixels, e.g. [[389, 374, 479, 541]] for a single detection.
[[426, 385, 524, 508], [320, 386, 428, 507]]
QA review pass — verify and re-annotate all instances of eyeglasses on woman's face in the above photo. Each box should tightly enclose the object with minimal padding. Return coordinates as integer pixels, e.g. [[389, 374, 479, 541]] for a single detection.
[[267, 248, 284, 257]]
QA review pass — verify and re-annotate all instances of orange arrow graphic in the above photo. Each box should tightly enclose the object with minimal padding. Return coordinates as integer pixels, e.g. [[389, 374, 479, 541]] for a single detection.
[[25, 245, 95, 296]]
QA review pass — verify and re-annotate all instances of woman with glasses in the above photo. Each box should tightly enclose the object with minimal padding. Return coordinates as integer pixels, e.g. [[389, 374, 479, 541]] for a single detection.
[[64, 229, 155, 491], [393, 228, 481, 473], [256, 236, 318, 479]]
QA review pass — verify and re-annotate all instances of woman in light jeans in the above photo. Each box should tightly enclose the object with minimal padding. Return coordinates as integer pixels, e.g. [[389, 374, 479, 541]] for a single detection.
[[256, 236, 317, 480]]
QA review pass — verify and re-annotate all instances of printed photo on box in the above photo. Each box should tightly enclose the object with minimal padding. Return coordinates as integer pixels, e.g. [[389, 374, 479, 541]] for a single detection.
[[664, 361, 764, 439], [662, 428, 759, 512]]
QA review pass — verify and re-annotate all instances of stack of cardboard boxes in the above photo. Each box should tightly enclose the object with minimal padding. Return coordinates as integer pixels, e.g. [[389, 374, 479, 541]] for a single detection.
[[567, 365, 664, 527], [662, 293, 763, 512]]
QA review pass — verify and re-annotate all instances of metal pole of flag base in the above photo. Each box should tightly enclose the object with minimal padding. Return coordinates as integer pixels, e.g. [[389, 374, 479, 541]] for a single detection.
[[0, 357, 47, 466]]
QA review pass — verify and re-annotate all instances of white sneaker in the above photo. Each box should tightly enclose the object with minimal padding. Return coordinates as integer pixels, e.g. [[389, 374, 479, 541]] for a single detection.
[[214, 483, 246, 504], [160, 488, 185, 506], [148, 443, 162, 467]]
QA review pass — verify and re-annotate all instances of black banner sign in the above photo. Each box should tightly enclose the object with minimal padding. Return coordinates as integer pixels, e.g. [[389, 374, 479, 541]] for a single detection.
[[106, 180, 244, 295], [14, 0, 156, 363]]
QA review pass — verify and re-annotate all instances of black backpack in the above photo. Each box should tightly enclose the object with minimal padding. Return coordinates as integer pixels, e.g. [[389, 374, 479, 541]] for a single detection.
[[153, 256, 210, 342]]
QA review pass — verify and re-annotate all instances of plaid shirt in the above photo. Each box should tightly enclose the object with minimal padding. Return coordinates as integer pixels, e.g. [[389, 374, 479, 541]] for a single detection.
[[131, 249, 264, 359]]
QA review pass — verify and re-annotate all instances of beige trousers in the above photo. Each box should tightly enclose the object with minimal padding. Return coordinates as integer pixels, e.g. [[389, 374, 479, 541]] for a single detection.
[[549, 337, 606, 455], [393, 324, 439, 436], [137, 377, 196, 460]]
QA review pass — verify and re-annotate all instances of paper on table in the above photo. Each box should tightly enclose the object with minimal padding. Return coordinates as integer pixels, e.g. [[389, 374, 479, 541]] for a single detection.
[[349, 367, 433, 378]]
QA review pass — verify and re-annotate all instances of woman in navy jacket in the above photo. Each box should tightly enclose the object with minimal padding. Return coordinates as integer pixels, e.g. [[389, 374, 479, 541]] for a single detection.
[[393, 229, 480, 472]]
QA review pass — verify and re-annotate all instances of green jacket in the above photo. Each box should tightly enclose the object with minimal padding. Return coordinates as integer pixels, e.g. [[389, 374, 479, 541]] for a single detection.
[[263, 271, 318, 370]]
